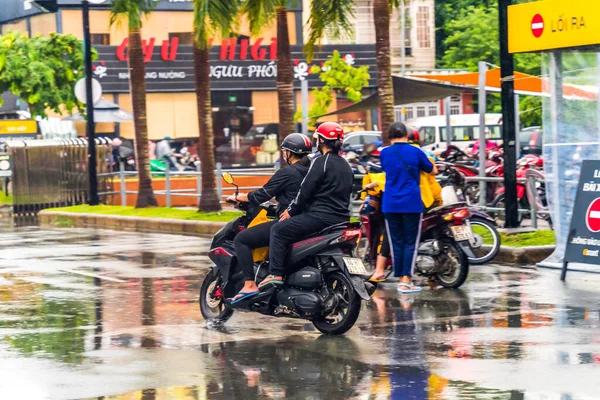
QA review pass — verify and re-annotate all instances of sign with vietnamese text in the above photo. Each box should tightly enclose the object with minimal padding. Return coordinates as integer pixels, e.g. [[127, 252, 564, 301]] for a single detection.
[[92, 43, 376, 93], [508, 0, 600, 53], [0, 120, 37, 135], [563, 160, 600, 268]]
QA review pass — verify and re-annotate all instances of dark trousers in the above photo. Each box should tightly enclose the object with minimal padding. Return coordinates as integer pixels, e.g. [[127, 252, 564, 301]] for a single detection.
[[234, 220, 277, 281], [269, 213, 333, 277], [384, 212, 422, 278]]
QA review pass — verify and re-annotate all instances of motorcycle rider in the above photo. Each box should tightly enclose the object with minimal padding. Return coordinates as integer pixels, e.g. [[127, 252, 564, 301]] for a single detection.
[[259, 122, 354, 288], [227, 134, 312, 303]]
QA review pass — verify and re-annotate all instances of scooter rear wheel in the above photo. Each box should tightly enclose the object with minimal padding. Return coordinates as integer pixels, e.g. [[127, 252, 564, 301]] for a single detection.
[[200, 269, 234, 322], [435, 239, 469, 289], [313, 272, 361, 335]]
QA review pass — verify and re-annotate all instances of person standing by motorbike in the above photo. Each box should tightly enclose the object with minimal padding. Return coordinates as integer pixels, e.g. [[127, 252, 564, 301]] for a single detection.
[[381, 122, 436, 294], [259, 122, 354, 288], [227, 134, 312, 302]]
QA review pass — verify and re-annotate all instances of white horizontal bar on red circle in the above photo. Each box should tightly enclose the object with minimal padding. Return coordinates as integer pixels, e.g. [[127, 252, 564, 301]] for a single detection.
[[532, 23, 544, 29], [589, 211, 600, 219]]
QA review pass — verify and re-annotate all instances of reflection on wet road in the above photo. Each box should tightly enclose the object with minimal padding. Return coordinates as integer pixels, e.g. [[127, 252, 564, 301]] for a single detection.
[[0, 227, 599, 400]]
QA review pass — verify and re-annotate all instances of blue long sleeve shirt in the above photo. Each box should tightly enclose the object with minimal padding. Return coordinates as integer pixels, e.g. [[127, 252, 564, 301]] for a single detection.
[[380, 142, 434, 213]]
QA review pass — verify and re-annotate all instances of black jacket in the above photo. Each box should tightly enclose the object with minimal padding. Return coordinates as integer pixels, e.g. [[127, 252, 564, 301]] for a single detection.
[[248, 162, 308, 216], [288, 152, 354, 222]]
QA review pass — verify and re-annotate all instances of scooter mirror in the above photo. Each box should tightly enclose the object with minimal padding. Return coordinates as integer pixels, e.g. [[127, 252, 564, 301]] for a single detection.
[[222, 172, 234, 185]]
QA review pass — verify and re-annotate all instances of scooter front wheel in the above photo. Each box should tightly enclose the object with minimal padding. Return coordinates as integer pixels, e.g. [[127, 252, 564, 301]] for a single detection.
[[468, 217, 501, 265], [199, 269, 234, 322]]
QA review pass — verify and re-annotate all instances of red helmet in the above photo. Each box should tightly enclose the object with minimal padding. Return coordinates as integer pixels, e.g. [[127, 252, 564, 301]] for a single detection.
[[407, 127, 420, 143], [315, 122, 344, 142]]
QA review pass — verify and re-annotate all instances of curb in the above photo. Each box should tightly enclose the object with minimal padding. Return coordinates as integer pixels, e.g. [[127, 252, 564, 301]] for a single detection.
[[38, 211, 226, 236], [494, 245, 555, 265]]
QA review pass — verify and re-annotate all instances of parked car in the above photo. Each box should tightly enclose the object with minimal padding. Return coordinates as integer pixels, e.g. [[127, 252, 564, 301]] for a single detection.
[[520, 128, 543, 156], [341, 131, 382, 155]]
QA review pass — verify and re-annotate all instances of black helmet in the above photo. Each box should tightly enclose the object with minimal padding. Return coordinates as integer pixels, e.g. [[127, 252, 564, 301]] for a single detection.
[[280, 133, 312, 155]]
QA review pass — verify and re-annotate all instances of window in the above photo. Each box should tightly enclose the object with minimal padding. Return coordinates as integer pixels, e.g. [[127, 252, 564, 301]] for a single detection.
[[344, 135, 362, 146], [169, 32, 194, 45], [428, 105, 438, 116], [417, 106, 426, 118], [417, 6, 431, 48], [362, 135, 381, 145], [440, 126, 471, 142], [419, 127, 436, 145], [406, 109, 414, 120], [450, 95, 462, 115], [90, 34, 110, 45], [473, 125, 503, 140]]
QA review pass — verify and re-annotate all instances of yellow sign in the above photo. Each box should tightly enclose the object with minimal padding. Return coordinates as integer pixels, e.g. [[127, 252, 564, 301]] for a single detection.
[[508, 0, 600, 53], [0, 120, 37, 135]]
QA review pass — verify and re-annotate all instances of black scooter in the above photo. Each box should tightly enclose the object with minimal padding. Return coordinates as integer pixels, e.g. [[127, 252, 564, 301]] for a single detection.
[[199, 173, 377, 335]]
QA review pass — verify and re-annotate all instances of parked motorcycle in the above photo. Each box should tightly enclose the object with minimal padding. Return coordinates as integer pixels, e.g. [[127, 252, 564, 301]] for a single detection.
[[199, 173, 376, 335], [491, 154, 546, 227]]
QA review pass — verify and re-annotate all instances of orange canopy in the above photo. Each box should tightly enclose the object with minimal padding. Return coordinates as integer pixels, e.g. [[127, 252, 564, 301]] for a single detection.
[[413, 68, 597, 100]]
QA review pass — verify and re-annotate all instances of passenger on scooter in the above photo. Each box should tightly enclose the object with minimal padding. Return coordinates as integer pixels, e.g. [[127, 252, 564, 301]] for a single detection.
[[227, 134, 312, 302], [259, 122, 354, 288]]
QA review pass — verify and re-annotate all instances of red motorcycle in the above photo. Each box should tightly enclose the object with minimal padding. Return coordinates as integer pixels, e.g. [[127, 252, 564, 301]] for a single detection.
[[491, 155, 545, 226]]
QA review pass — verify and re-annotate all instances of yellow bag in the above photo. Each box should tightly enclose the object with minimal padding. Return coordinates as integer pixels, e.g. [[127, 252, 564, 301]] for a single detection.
[[248, 209, 270, 262], [420, 156, 442, 208]]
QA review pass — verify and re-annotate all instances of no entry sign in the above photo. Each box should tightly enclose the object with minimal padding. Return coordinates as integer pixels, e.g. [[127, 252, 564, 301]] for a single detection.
[[531, 14, 544, 38], [563, 160, 600, 279]]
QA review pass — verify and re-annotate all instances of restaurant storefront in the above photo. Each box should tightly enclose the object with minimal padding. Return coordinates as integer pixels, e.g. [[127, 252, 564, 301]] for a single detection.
[[1, 0, 377, 166]]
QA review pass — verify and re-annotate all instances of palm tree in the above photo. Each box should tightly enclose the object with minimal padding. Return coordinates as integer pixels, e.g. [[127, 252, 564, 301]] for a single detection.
[[374, 0, 397, 145], [241, 0, 295, 147], [110, 0, 158, 208], [192, 0, 239, 212]]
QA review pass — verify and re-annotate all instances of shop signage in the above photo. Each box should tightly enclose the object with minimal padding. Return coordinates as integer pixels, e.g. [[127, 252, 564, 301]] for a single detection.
[[562, 160, 600, 277], [508, 0, 600, 53], [0, 120, 38, 135], [115, 37, 278, 62], [92, 43, 377, 93]]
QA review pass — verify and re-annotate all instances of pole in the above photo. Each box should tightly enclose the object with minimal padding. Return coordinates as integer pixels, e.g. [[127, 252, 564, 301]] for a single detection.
[[550, 51, 563, 253], [478, 61, 487, 209], [498, 0, 518, 227], [400, 0, 406, 76], [444, 97, 452, 148], [515, 93, 521, 159], [196, 162, 201, 202], [82, 0, 98, 205], [119, 160, 126, 206], [216, 162, 223, 201], [165, 166, 171, 208], [301, 79, 309, 135]]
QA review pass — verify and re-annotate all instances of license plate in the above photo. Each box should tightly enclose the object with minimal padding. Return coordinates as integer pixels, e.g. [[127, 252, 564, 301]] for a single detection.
[[343, 257, 369, 275], [451, 225, 474, 242]]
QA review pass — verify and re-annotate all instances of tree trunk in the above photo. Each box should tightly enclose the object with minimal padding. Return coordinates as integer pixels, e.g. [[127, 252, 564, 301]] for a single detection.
[[193, 44, 221, 212], [128, 28, 158, 208], [276, 7, 294, 157], [374, 0, 395, 146]]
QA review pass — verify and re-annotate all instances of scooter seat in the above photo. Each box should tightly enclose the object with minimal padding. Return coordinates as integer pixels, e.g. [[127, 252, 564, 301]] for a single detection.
[[426, 202, 467, 215]]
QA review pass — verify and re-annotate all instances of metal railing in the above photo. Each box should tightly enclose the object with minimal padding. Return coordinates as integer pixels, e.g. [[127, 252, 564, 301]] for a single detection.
[[103, 162, 550, 228], [99, 162, 275, 208]]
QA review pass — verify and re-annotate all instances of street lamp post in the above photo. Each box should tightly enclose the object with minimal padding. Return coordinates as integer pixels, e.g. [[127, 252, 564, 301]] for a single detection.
[[82, 0, 99, 205]]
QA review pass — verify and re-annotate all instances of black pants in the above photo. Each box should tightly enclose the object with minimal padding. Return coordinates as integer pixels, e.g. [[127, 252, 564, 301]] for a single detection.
[[234, 220, 277, 281], [269, 213, 343, 277]]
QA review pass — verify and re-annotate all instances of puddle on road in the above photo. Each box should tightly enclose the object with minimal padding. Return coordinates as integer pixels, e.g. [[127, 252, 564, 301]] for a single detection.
[[0, 229, 599, 399]]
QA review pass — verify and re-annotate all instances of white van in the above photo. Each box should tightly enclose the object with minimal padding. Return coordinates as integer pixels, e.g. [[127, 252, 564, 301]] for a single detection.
[[407, 113, 503, 152]]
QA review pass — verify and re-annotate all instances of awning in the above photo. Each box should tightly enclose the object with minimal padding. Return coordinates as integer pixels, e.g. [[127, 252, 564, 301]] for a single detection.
[[322, 75, 471, 117], [324, 68, 597, 117], [62, 99, 134, 123]]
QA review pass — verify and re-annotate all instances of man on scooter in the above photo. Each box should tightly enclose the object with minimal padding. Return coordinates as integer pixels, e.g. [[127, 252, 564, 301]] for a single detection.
[[227, 134, 312, 303], [259, 122, 354, 288]]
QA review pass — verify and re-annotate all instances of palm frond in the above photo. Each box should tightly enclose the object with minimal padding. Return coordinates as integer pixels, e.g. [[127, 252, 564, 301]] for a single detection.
[[305, 0, 356, 62], [240, 0, 278, 37], [109, 0, 159, 29], [193, 0, 241, 49]]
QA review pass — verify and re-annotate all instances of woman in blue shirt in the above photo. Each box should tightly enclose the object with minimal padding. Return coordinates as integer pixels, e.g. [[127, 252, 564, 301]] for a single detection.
[[380, 122, 436, 293]]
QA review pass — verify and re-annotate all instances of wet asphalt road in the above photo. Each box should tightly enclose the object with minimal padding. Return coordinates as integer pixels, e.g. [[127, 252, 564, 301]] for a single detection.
[[0, 227, 599, 400]]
